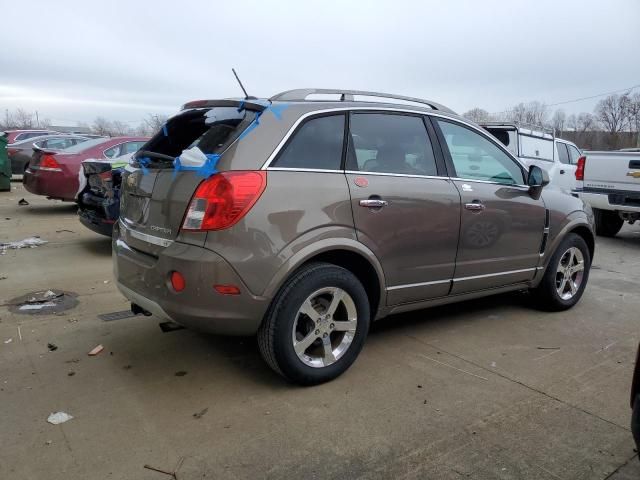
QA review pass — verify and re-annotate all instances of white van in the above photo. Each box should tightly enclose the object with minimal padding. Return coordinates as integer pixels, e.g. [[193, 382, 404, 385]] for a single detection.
[[480, 122, 582, 192]]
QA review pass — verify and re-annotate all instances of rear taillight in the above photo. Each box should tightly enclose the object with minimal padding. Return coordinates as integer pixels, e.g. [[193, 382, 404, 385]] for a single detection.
[[181, 171, 267, 231], [575, 156, 586, 181], [40, 154, 62, 171]]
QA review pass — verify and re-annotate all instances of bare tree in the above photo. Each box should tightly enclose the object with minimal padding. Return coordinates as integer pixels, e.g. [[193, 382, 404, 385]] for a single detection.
[[505, 101, 547, 126], [551, 109, 566, 135], [111, 120, 132, 136], [462, 107, 490, 123], [13, 108, 35, 129], [142, 113, 169, 136], [92, 117, 113, 136], [595, 94, 630, 134]]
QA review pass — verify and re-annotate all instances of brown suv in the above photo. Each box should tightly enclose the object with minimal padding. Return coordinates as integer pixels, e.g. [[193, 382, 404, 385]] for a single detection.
[[113, 89, 595, 385]]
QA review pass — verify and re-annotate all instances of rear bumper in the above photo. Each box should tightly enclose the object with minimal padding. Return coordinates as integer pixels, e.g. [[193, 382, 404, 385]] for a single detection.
[[78, 208, 115, 236], [113, 225, 269, 335], [23, 168, 76, 200], [574, 190, 640, 213]]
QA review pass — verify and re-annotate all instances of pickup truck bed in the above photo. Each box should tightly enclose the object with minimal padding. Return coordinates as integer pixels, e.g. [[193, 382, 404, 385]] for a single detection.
[[575, 150, 640, 236]]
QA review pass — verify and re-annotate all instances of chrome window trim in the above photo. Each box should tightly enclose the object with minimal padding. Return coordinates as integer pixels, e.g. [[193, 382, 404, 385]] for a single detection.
[[453, 268, 536, 282], [266, 167, 343, 174], [387, 279, 451, 291], [260, 107, 528, 172], [449, 177, 530, 190], [119, 220, 173, 247], [345, 170, 448, 180]]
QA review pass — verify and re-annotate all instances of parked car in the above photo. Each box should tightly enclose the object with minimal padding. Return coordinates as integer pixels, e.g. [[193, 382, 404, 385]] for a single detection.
[[632, 343, 640, 452], [23, 136, 148, 201], [480, 122, 581, 192], [7, 134, 91, 174], [77, 153, 131, 236], [2, 129, 59, 144], [573, 150, 640, 236], [114, 89, 595, 385]]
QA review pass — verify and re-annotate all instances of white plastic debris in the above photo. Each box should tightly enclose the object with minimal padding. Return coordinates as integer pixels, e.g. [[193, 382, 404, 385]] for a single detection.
[[177, 146, 207, 167], [47, 412, 73, 425], [0, 237, 47, 253], [4, 338, 12, 344], [19, 302, 56, 311]]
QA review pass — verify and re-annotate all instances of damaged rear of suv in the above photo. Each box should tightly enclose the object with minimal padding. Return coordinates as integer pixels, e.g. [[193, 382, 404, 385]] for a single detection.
[[114, 89, 594, 385]]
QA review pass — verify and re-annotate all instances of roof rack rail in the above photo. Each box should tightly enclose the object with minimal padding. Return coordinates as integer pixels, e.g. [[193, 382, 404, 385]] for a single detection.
[[270, 89, 456, 114], [480, 121, 555, 138]]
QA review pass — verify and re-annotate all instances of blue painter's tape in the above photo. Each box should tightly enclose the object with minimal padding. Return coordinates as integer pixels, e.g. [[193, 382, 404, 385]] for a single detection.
[[236, 100, 245, 112], [266, 103, 288, 120], [173, 153, 220, 179], [138, 157, 150, 175]]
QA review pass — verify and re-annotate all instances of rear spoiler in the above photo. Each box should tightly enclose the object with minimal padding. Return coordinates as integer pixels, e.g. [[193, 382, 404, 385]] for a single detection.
[[180, 99, 269, 112], [31, 145, 60, 154]]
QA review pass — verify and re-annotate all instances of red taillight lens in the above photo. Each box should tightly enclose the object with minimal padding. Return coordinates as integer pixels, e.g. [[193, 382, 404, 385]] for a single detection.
[[575, 156, 586, 181], [182, 171, 267, 231], [170, 271, 186, 292], [213, 284, 241, 295], [40, 154, 61, 170]]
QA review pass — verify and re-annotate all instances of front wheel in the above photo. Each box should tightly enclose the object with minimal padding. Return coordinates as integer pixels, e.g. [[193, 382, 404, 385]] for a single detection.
[[257, 263, 370, 385], [530, 233, 591, 311]]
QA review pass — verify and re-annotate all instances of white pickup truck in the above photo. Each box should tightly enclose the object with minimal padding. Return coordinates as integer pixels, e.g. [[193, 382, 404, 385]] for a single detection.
[[481, 122, 582, 192], [574, 150, 640, 236]]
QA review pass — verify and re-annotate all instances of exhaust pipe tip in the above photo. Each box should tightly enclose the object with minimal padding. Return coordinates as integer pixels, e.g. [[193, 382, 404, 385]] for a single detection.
[[131, 303, 152, 316]]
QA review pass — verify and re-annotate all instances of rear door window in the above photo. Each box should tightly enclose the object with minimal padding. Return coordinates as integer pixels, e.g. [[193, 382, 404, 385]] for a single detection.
[[436, 119, 525, 185], [567, 145, 581, 164], [347, 113, 438, 176], [271, 114, 345, 170], [556, 142, 570, 164]]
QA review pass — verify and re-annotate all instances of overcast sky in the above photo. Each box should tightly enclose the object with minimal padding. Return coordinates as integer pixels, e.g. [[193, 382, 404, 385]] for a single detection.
[[1, 0, 639, 126]]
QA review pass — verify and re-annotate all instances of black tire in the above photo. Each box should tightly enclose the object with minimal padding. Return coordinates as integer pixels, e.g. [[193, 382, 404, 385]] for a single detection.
[[594, 208, 623, 237], [530, 233, 591, 311], [257, 263, 370, 385]]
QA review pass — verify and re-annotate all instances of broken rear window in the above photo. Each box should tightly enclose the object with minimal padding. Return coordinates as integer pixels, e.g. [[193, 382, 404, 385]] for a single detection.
[[133, 107, 257, 168]]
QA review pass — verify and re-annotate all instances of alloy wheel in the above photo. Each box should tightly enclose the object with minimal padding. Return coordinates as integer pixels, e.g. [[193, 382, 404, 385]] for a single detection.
[[555, 247, 585, 300]]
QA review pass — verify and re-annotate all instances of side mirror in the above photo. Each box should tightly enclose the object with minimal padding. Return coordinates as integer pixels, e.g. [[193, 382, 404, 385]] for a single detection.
[[528, 165, 550, 188]]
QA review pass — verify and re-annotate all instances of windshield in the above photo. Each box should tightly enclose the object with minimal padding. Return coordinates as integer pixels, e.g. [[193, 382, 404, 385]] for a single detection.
[[62, 137, 111, 153], [133, 106, 257, 168]]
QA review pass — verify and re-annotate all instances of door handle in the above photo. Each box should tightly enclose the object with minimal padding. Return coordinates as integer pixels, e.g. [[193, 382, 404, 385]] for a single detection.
[[359, 199, 388, 208], [464, 202, 485, 211]]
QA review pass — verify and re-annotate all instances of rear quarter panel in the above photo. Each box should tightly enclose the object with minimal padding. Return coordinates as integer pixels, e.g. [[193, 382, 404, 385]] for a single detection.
[[203, 171, 356, 296]]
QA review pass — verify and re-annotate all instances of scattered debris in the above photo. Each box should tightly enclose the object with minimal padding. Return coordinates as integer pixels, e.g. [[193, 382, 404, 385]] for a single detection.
[[9, 290, 79, 315], [536, 346, 560, 350], [65, 358, 80, 364], [98, 310, 136, 322], [0, 236, 47, 254], [67, 371, 75, 377], [193, 408, 208, 419], [47, 343, 58, 352], [45, 440, 52, 446], [159, 321, 185, 333], [143, 457, 184, 480], [0, 275, 7, 280], [55, 229, 74, 233], [88, 345, 104, 356], [175, 371, 187, 377], [4, 338, 12, 344], [18, 198, 29, 206], [417, 384, 423, 389], [47, 412, 73, 425], [17, 327, 22, 341], [67, 318, 78, 323], [490, 361, 497, 368], [123, 365, 132, 370], [103, 280, 109, 284]]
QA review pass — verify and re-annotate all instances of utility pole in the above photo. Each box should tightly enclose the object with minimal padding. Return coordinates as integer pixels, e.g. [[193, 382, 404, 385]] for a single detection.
[[35, 111, 40, 127], [4, 109, 8, 128]]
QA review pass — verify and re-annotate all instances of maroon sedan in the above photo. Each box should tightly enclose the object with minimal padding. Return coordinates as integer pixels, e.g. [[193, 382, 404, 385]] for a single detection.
[[23, 137, 148, 201]]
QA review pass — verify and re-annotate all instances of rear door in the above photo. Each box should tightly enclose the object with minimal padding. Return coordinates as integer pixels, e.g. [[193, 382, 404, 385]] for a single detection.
[[554, 141, 577, 191], [433, 118, 546, 294], [346, 112, 460, 305]]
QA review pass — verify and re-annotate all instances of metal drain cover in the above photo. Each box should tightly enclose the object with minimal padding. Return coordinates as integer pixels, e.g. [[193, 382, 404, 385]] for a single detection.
[[9, 290, 79, 315]]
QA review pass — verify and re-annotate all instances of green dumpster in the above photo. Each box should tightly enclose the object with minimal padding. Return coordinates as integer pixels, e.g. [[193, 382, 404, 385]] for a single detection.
[[0, 132, 11, 192]]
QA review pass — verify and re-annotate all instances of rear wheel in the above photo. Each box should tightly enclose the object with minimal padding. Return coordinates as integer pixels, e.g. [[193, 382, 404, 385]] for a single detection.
[[530, 233, 591, 311], [257, 263, 370, 385], [594, 208, 623, 237]]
